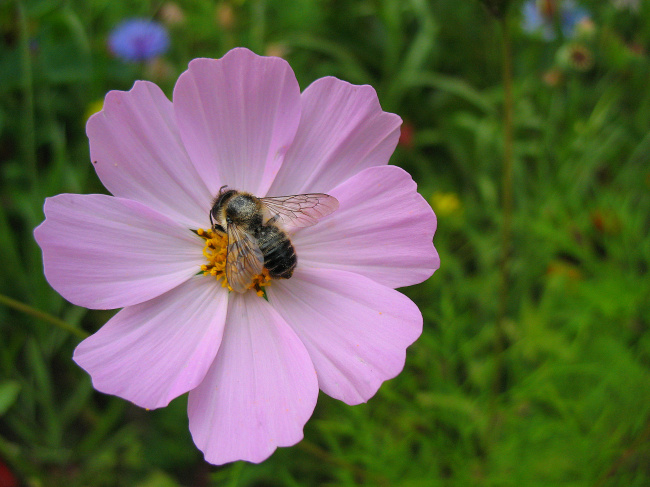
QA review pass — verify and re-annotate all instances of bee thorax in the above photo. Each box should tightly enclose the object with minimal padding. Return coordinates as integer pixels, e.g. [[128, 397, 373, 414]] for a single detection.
[[226, 194, 262, 226]]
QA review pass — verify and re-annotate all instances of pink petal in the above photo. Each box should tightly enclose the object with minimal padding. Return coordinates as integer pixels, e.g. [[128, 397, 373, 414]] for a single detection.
[[188, 292, 318, 465], [34, 194, 204, 309], [267, 77, 402, 196], [293, 165, 439, 289], [73, 276, 227, 409], [268, 268, 423, 406], [173, 48, 301, 197], [87, 81, 213, 228]]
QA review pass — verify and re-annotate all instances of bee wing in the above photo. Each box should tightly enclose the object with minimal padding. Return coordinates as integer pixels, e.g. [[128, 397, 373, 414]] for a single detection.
[[259, 193, 339, 229], [226, 223, 264, 293]]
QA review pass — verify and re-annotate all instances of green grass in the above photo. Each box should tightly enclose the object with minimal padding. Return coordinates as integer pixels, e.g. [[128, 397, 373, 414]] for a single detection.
[[1, 0, 649, 485]]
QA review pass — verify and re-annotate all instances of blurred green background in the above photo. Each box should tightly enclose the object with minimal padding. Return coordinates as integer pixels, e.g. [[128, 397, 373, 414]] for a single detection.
[[1, 0, 649, 485]]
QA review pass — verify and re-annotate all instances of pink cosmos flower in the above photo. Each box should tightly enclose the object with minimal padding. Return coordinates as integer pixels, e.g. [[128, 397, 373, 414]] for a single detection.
[[34, 48, 439, 465]]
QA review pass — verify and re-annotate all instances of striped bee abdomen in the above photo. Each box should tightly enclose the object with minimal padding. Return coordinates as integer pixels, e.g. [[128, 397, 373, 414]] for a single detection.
[[254, 225, 297, 279]]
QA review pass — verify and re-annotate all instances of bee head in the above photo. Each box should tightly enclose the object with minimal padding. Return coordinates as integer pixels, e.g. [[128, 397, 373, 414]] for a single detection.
[[210, 186, 237, 230]]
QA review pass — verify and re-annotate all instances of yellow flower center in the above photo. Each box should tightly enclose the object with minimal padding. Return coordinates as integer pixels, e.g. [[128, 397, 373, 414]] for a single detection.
[[197, 228, 272, 297]]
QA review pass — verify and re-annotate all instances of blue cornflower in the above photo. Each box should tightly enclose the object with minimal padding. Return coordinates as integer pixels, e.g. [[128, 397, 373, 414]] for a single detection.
[[561, 1, 590, 37], [522, 0, 547, 35], [522, 0, 590, 40], [108, 19, 170, 62]]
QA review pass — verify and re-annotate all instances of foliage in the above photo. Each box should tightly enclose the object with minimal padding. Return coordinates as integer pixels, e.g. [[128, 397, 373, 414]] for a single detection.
[[1, 0, 649, 485]]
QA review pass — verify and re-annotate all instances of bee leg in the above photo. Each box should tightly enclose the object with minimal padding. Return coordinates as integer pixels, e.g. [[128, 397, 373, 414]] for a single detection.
[[267, 215, 280, 225]]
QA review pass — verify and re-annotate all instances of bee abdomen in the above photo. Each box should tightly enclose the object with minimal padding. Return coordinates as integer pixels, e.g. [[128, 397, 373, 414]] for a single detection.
[[256, 225, 297, 279]]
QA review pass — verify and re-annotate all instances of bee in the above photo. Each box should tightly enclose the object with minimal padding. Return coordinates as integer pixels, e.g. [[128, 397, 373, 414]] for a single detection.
[[210, 186, 339, 293]]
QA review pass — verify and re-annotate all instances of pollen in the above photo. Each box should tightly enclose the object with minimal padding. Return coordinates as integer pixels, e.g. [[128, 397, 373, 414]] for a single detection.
[[247, 267, 272, 297], [197, 228, 272, 296]]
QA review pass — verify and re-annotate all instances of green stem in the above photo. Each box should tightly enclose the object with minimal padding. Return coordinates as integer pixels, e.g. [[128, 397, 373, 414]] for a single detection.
[[16, 0, 39, 195], [491, 12, 515, 421], [0, 294, 88, 339]]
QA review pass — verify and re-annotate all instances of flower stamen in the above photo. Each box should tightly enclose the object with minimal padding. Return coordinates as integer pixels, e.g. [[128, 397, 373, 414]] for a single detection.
[[197, 228, 271, 296]]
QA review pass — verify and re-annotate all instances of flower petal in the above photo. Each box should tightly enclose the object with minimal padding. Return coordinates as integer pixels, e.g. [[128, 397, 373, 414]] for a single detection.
[[267, 77, 402, 196], [87, 81, 213, 228], [293, 165, 439, 289], [173, 48, 301, 196], [188, 292, 318, 465], [34, 193, 204, 309], [73, 276, 227, 409], [268, 268, 422, 405]]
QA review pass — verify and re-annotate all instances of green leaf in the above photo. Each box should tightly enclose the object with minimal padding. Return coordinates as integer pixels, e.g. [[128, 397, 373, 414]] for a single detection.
[[0, 381, 21, 416]]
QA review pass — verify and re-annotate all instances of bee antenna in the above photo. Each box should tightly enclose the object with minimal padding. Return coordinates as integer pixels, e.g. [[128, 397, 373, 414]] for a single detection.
[[219, 184, 228, 194]]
